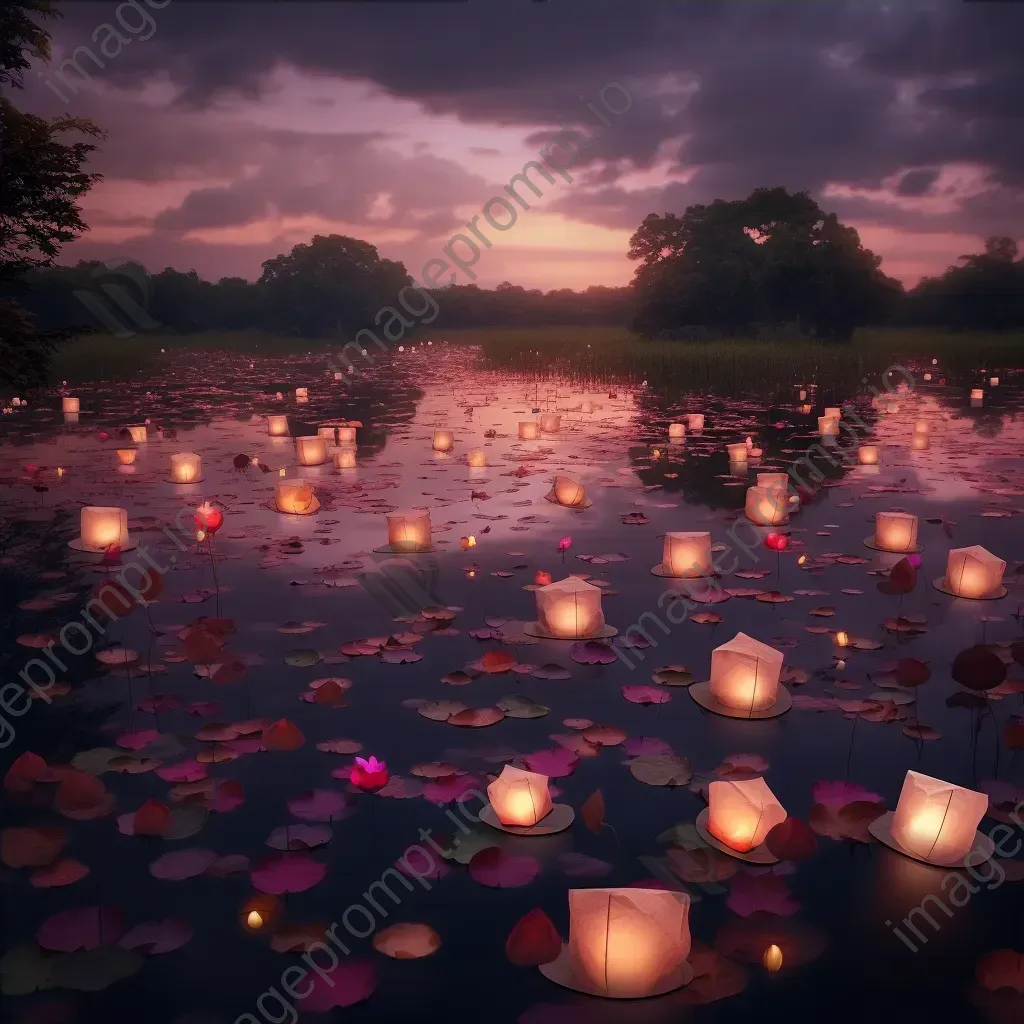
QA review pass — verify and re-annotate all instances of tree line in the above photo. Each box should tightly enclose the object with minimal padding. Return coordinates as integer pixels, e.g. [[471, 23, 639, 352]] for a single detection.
[[2, 2, 1023, 391]]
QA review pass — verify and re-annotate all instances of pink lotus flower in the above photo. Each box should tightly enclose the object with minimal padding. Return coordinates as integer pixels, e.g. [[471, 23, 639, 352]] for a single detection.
[[557, 536, 572, 552], [350, 755, 389, 793]]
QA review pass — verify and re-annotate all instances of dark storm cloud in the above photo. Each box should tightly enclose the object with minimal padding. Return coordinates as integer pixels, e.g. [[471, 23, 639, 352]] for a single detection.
[[896, 169, 941, 197]]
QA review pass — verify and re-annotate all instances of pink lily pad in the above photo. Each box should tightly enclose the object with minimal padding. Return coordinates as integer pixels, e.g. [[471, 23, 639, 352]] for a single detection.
[[469, 847, 541, 888], [250, 852, 327, 894]]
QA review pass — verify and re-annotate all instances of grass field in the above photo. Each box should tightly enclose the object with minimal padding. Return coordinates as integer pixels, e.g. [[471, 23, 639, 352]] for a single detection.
[[49, 326, 1024, 393]]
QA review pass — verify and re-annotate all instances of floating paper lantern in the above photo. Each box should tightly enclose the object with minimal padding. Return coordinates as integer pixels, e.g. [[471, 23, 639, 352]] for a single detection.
[[116, 448, 137, 466], [519, 421, 541, 440], [914, 419, 930, 433], [380, 510, 432, 552], [62, 397, 80, 414], [935, 544, 1006, 599], [333, 449, 356, 470], [337, 426, 356, 445], [858, 445, 879, 465], [432, 429, 454, 452], [727, 443, 748, 462], [540, 413, 561, 432], [690, 632, 789, 718], [706, 777, 787, 855], [687, 413, 705, 431], [923, 373, 932, 381], [540, 888, 692, 999], [971, 389, 984, 400], [818, 416, 839, 436], [267, 415, 289, 437], [745, 485, 788, 526], [866, 511, 920, 553], [295, 387, 308, 399], [911, 430, 929, 451], [545, 475, 591, 509], [274, 480, 319, 515], [73, 506, 132, 552], [756, 472, 788, 493], [295, 436, 329, 466], [467, 450, 487, 468], [127, 425, 147, 443], [668, 422, 686, 439], [169, 452, 202, 483], [654, 531, 712, 578], [869, 770, 991, 867], [581, 400, 594, 414], [527, 577, 614, 640], [487, 765, 552, 826], [317, 426, 337, 441], [824, 407, 841, 422], [798, 389, 807, 401], [990, 377, 999, 387], [799, 403, 812, 415]]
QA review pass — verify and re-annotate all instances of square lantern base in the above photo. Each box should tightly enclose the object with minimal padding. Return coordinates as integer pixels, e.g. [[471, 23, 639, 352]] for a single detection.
[[479, 803, 575, 836], [868, 811, 995, 867], [695, 808, 780, 864], [689, 681, 792, 720], [540, 948, 694, 999]]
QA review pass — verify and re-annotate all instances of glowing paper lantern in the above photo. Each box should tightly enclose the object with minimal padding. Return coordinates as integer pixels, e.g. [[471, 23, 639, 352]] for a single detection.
[[869, 770, 990, 867], [654, 531, 712, 578], [799, 403, 813, 415], [798, 389, 807, 401], [824, 407, 841, 422], [727, 443, 748, 462], [866, 512, 920, 553], [267, 415, 289, 437], [540, 413, 561, 432], [62, 397, 80, 414], [581, 400, 594, 414], [333, 449, 356, 469], [540, 888, 692, 999], [858, 445, 879, 465], [971, 389, 984, 400], [687, 413, 705, 431], [274, 480, 320, 515], [169, 452, 202, 483], [990, 377, 999, 387], [295, 387, 308, 399], [519, 421, 540, 440], [432, 429, 454, 452], [690, 632, 789, 718], [668, 422, 686, 439], [745, 485, 788, 526], [935, 544, 1006, 599], [295, 436, 329, 466], [337, 426, 356, 445], [705, 777, 787, 855], [914, 419, 930, 433], [467, 450, 487, 468], [127, 425, 147, 443], [380, 510, 432, 553], [487, 765, 552, 826], [911, 431, 929, 451], [74, 506, 132, 552], [116, 448, 137, 466], [818, 416, 839, 436], [527, 577, 614, 639], [317, 426, 337, 441], [546, 475, 591, 509], [756, 473, 788, 496]]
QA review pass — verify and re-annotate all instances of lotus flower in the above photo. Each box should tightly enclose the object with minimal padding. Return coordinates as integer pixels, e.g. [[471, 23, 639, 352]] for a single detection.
[[194, 502, 223, 536], [535, 570, 553, 586], [351, 756, 389, 793], [764, 533, 789, 552], [557, 536, 572, 552]]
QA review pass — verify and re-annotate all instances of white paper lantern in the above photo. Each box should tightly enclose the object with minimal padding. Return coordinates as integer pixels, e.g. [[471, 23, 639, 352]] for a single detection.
[[337, 426, 356, 445], [295, 387, 308, 399], [668, 422, 686, 439], [77, 506, 131, 552], [540, 413, 561, 432], [818, 416, 839, 436], [274, 480, 319, 514], [62, 397, 80, 414], [867, 512, 919, 553], [687, 414, 705, 431], [726, 443, 748, 463], [707, 777, 787, 854], [170, 452, 202, 483], [745, 485, 788, 526], [689, 632, 788, 718], [384, 510, 432, 552], [333, 449, 356, 470], [487, 765, 552, 827], [127, 425, 147, 443], [971, 389, 984, 400], [546, 475, 590, 509], [656, 532, 712, 578], [519, 421, 540, 440], [533, 577, 607, 639], [911, 431, 929, 451], [858, 445, 879, 465], [936, 545, 1006, 599], [295, 436, 329, 466], [267, 415, 289, 437], [432, 429, 454, 452], [467, 450, 487, 468]]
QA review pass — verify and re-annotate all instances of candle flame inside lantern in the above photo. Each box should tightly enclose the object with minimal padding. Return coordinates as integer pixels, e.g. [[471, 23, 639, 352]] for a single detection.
[[710, 632, 784, 712], [890, 771, 988, 863], [836, 631, 849, 647], [942, 545, 1005, 598], [267, 414, 289, 437], [764, 945, 783, 972], [707, 777, 787, 853], [247, 911, 263, 929], [487, 765, 552, 826], [432, 429, 454, 452], [858, 445, 879, 465]]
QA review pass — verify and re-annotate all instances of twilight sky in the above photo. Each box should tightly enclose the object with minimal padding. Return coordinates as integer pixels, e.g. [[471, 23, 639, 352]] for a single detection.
[[17, 0, 1024, 290]]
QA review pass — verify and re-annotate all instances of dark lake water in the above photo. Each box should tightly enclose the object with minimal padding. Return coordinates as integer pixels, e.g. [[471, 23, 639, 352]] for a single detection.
[[1, 345, 1022, 1024]]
